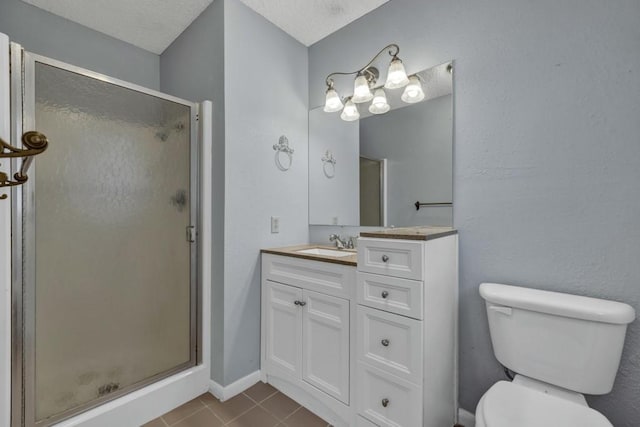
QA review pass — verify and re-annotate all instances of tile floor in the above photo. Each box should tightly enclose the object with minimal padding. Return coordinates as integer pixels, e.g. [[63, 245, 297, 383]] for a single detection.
[[142, 382, 331, 427]]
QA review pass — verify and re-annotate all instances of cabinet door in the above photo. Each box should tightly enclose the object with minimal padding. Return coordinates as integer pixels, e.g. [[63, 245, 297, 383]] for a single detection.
[[302, 290, 350, 404], [264, 281, 303, 378]]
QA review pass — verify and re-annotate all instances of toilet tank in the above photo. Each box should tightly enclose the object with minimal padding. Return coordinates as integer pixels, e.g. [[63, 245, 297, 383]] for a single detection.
[[480, 283, 635, 395]]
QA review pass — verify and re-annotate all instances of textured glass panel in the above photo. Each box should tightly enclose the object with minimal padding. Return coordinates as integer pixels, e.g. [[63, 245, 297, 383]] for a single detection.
[[32, 63, 193, 421]]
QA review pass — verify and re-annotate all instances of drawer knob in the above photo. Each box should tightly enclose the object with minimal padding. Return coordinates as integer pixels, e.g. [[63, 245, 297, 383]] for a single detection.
[[381, 398, 390, 408], [381, 339, 390, 347], [381, 290, 389, 299], [381, 254, 389, 262]]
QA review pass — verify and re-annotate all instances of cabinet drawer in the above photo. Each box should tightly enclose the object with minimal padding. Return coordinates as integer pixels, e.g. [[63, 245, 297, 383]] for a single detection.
[[357, 239, 423, 280], [357, 272, 423, 319], [357, 362, 422, 427], [262, 253, 355, 299], [357, 306, 422, 382]]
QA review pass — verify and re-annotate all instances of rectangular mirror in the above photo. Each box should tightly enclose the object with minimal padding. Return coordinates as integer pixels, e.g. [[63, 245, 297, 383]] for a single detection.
[[309, 61, 453, 227]]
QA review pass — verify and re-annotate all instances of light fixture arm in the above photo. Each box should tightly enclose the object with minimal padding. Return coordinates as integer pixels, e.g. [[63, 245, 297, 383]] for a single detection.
[[324, 43, 400, 88]]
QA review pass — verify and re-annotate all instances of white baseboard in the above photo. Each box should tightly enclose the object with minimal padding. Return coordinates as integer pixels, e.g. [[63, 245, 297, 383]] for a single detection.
[[458, 408, 476, 427], [209, 370, 261, 402]]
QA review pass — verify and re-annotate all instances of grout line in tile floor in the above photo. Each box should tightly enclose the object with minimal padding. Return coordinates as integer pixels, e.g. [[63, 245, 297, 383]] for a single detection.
[[203, 405, 227, 424], [245, 390, 279, 405], [165, 406, 210, 426], [255, 399, 296, 423], [148, 383, 332, 427], [212, 394, 256, 425]]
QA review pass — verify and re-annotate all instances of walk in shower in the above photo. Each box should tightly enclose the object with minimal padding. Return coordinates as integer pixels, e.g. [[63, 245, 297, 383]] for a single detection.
[[10, 45, 200, 427]]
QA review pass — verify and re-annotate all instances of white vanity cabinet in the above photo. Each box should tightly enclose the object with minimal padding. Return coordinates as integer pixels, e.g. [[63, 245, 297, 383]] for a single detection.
[[261, 253, 356, 426], [261, 231, 457, 427], [356, 234, 459, 427]]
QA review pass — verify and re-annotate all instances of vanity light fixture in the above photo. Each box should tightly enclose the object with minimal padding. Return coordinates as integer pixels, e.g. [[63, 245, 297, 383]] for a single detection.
[[384, 57, 410, 89], [340, 98, 360, 122], [369, 89, 390, 114], [323, 84, 344, 112], [323, 44, 415, 121], [401, 75, 425, 103], [352, 74, 374, 103]]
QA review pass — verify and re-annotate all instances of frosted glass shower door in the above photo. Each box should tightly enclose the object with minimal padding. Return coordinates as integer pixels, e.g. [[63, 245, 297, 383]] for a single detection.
[[15, 53, 198, 427]]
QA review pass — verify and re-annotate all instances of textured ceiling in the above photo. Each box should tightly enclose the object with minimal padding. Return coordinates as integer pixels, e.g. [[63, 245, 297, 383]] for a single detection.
[[21, 0, 389, 53], [238, 0, 389, 46], [21, 0, 214, 54]]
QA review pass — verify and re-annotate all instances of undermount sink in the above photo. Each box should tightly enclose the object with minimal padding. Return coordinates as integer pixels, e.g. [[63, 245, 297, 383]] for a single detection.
[[296, 248, 355, 258]]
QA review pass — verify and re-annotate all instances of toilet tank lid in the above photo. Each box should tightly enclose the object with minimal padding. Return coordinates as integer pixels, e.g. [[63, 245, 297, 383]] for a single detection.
[[479, 283, 636, 325]]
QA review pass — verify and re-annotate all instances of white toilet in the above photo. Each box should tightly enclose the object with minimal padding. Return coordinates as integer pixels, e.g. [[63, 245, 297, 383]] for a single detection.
[[476, 282, 636, 427]]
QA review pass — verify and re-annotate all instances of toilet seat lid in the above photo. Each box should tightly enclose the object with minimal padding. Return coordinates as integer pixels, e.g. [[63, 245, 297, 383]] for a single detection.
[[480, 381, 612, 427]]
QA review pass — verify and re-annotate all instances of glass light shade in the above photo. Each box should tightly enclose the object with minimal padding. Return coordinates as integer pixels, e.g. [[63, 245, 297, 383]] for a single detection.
[[352, 75, 374, 103], [384, 58, 410, 89], [401, 76, 425, 103], [323, 87, 344, 112], [368, 89, 390, 114], [340, 99, 360, 122]]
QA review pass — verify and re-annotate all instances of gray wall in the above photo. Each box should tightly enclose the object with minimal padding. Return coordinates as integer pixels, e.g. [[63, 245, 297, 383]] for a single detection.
[[0, 0, 159, 89], [308, 107, 360, 225], [222, 0, 309, 385], [360, 95, 453, 227], [309, 0, 640, 425], [161, 0, 309, 385], [160, 0, 226, 384]]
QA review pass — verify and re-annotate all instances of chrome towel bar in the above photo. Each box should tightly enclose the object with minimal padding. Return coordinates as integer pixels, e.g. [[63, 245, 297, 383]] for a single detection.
[[414, 201, 452, 211]]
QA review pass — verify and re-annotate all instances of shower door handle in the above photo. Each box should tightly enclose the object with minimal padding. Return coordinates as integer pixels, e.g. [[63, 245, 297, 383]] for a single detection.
[[186, 226, 196, 243]]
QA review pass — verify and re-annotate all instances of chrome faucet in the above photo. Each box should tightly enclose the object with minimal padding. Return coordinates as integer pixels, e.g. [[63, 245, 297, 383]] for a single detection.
[[329, 234, 355, 250]]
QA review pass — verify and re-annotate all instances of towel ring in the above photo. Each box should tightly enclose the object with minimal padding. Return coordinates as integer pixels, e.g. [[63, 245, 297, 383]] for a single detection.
[[321, 150, 336, 179], [275, 150, 292, 171], [273, 135, 293, 171]]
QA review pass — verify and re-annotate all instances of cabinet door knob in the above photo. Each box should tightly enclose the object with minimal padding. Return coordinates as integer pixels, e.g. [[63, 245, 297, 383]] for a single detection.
[[296, 300, 306, 307], [381, 339, 390, 347], [293, 300, 300, 305], [381, 254, 389, 262], [381, 398, 390, 408], [381, 290, 389, 299]]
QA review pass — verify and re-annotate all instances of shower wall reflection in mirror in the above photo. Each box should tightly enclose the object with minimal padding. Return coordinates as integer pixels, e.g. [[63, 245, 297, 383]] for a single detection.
[[309, 61, 453, 227]]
